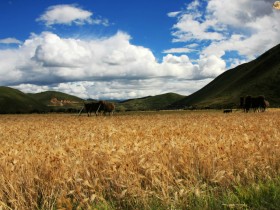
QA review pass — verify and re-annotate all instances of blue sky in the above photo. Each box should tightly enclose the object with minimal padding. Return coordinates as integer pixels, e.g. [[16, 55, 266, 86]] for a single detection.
[[0, 0, 280, 99], [0, 1, 182, 55]]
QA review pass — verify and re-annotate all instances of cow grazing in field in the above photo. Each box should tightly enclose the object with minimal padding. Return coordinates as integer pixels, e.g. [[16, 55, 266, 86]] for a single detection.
[[79, 102, 101, 117], [244, 95, 252, 113], [98, 101, 115, 116], [79, 100, 115, 116], [261, 100, 270, 112], [223, 109, 232, 113], [243, 95, 269, 113]]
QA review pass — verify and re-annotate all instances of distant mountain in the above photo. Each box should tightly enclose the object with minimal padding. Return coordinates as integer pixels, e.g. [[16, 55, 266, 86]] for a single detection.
[[0, 87, 185, 113], [0, 87, 85, 114], [169, 43, 280, 109], [28, 91, 84, 107], [1, 42, 280, 114], [117, 93, 185, 111], [0, 86, 47, 114]]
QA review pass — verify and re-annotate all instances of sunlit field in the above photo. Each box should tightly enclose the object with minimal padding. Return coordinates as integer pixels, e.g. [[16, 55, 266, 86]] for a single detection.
[[0, 110, 280, 209]]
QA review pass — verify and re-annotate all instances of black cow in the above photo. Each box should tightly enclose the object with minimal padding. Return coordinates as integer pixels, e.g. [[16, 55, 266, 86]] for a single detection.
[[98, 101, 115, 116], [223, 109, 232, 113], [261, 100, 270, 112], [79, 100, 115, 116], [244, 95, 252, 113], [243, 95, 268, 113], [79, 102, 101, 117]]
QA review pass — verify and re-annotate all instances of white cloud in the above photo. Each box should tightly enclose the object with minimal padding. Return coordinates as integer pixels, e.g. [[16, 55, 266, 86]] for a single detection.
[[167, 11, 181, 18], [187, 0, 200, 11], [166, 0, 280, 66], [4, 0, 279, 100], [171, 14, 225, 42], [162, 47, 194, 54], [161, 54, 198, 78], [3, 1, 278, 100], [1, 31, 222, 99], [207, 0, 273, 28], [11, 78, 212, 100], [36, 4, 108, 26], [197, 55, 226, 78], [0, 38, 22, 44], [12, 83, 50, 93]]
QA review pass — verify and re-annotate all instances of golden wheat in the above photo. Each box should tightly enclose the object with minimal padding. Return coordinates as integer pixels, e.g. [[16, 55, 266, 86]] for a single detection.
[[0, 111, 279, 209]]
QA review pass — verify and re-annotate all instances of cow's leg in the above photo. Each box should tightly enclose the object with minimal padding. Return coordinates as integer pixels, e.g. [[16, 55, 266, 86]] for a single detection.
[[95, 104, 101, 116], [78, 107, 84, 116]]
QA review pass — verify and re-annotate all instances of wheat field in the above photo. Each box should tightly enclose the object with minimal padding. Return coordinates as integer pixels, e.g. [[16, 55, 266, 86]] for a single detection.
[[0, 111, 280, 209]]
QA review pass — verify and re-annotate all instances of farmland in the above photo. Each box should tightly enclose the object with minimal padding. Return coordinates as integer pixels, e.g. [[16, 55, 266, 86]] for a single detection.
[[0, 111, 280, 209]]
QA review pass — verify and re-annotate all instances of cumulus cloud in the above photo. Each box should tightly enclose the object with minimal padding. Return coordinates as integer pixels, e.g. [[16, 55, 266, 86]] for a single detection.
[[171, 14, 225, 42], [205, 0, 280, 60], [3, 1, 278, 100], [1, 31, 220, 83], [162, 47, 194, 54], [0, 38, 22, 44], [36, 4, 108, 26], [167, 11, 181, 18], [11, 79, 212, 100], [197, 55, 226, 78], [0, 31, 221, 99], [166, 0, 280, 67]]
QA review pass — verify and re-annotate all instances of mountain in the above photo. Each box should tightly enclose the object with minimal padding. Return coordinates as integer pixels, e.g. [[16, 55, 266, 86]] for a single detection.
[[1, 43, 279, 113], [0, 87, 85, 114], [117, 93, 185, 111], [0, 87, 185, 113], [170, 43, 280, 109], [28, 91, 84, 107], [0, 86, 47, 114]]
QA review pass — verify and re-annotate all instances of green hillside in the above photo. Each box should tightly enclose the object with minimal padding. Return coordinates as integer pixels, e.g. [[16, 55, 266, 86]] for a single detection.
[[171, 43, 280, 109], [0, 88, 85, 114], [29, 91, 84, 106], [118, 93, 185, 111], [0, 87, 47, 114]]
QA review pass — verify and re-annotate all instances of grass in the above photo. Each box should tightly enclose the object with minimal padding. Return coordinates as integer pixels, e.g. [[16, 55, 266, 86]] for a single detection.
[[0, 86, 47, 114], [0, 110, 279, 209]]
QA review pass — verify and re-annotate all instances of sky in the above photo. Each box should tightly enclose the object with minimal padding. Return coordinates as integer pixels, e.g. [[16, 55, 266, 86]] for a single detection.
[[0, 0, 280, 100]]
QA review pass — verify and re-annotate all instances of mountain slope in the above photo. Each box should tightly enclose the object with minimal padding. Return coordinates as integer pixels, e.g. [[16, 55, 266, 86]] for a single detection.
[[118, 93, 185, 111], [29, 91, 84, 106], [0, 87, 47, 113], [171, 43, 280, 109]]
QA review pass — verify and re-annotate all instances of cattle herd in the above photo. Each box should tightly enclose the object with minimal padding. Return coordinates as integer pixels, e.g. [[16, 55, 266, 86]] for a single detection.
[[79, 100, 115, 117], [240, 95, 269, 113], [79, 95, 269, 117]]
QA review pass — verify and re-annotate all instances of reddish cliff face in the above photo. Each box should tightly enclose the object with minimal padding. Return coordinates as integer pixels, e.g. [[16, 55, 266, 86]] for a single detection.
[[50, 97, 80, 106]]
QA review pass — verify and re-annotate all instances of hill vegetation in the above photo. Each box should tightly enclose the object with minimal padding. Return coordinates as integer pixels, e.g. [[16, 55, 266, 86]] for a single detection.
[[170, 43, 280, 109], [0, 87, 84, 114], [0, 87, 185, 114], [0, 87, 47, 114], [28, 91, 84, 106], [117, 93, 185, 111]]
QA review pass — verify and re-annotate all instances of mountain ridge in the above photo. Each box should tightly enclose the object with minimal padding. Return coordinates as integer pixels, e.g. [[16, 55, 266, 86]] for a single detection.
[[168, 43, 280, 109], [0, 43, 280, 113], [0, 86, 47, 114]]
